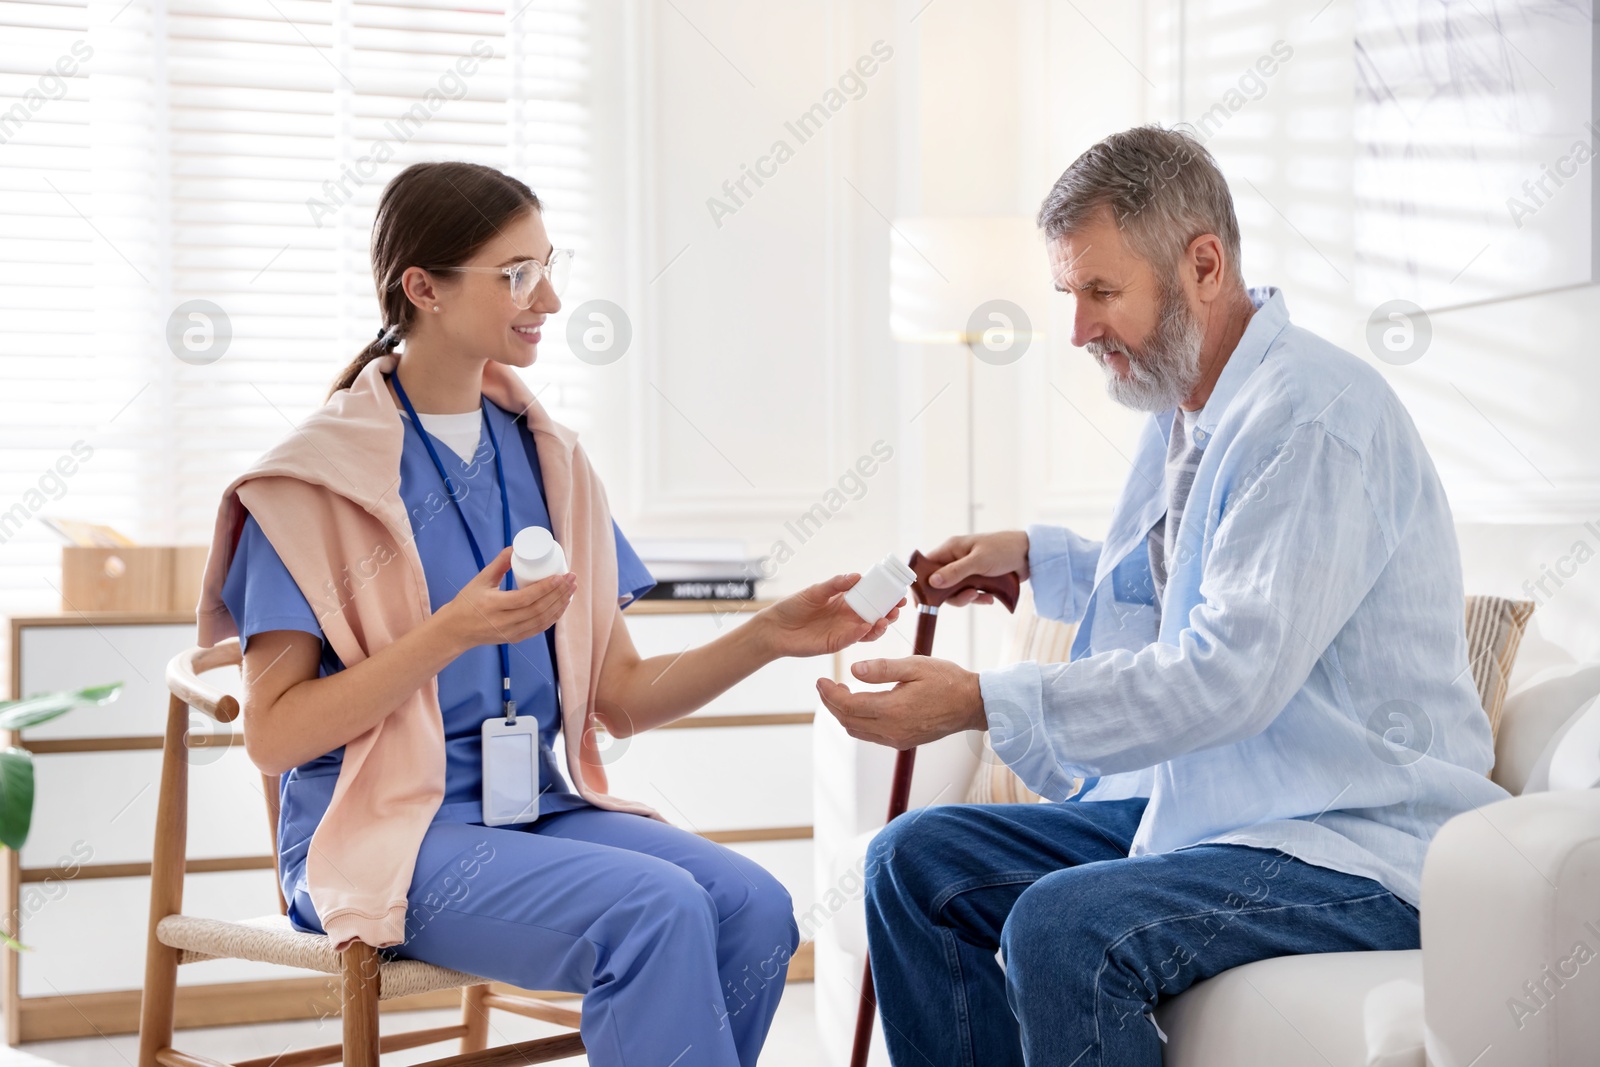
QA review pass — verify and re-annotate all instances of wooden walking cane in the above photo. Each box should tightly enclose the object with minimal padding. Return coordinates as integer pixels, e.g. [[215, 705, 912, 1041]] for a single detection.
[[849, 550, 1021, 1067]]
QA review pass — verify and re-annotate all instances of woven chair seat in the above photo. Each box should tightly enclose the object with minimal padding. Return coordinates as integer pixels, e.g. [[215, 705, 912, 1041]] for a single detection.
[[156, 914, 489, 1000]]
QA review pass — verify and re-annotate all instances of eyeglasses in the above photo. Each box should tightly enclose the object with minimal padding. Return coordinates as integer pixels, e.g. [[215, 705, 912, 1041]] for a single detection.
[[424, 248, 575, 308]]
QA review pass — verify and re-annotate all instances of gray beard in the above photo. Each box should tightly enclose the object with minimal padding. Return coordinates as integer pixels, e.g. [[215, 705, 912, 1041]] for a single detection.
[[1089, 284, 1204, 413]]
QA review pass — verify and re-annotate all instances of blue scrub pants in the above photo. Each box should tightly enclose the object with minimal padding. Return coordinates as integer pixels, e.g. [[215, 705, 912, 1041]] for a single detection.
[[864, 798, 1421, 1066], [289, 805, 800, 1067]]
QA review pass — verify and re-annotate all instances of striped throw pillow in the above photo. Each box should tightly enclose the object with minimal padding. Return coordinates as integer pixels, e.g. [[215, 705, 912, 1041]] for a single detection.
[[1463, 595, 1536, 740]]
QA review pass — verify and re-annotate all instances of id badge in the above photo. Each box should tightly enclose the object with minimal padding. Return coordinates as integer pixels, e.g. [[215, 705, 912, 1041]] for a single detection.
[[481, 715, 541, 826]]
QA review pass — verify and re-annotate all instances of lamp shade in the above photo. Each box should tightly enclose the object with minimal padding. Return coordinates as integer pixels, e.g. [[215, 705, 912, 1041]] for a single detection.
[[888, 216, 1052, 346]]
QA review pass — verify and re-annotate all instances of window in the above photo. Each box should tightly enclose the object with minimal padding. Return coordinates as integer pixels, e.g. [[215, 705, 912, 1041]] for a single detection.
[[0, 0, 600, 688]]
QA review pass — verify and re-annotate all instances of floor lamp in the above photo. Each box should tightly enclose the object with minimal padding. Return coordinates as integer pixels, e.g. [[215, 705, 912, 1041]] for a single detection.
[[846, 218, 1045, 1066], [887, 215, 1047, 661]]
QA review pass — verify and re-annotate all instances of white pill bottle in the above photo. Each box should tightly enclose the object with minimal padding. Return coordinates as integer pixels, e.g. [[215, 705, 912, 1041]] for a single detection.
[[511, 526, 568, 587], [843, 554, 916, 624]]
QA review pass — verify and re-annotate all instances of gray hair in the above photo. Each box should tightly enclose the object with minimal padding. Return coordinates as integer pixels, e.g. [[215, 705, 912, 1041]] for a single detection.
[[1036, 125, 1243, 284]]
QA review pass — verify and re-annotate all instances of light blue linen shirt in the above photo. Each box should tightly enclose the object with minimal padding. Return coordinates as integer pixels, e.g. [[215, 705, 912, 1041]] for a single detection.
[[978, 286, 1510, 908]]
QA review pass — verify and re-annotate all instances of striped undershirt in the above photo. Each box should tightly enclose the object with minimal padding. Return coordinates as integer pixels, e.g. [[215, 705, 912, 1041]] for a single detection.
[[1148, 407, 1205, 613]]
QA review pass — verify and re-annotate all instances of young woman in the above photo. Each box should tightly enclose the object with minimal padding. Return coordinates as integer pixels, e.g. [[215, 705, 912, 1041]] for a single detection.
[[203, 161, 900, 1066]]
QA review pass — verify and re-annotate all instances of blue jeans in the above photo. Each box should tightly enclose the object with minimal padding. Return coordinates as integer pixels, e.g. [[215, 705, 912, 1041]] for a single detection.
[[864, 798, 1420, 1066]]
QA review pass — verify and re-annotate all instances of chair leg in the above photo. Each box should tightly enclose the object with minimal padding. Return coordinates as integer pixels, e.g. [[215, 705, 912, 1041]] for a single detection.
[[460, 983, 490, 1053], [341, 942, 381, 1067], [138, 696, 194, 1067], [134, 936, 179, 1067]]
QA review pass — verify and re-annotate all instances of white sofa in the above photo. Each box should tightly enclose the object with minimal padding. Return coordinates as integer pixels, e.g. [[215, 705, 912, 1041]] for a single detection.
[[812, 618, 1600, 1067]]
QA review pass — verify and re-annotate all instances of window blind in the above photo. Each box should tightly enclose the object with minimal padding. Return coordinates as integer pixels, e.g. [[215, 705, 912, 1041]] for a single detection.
[[0, 0, 599, 691]]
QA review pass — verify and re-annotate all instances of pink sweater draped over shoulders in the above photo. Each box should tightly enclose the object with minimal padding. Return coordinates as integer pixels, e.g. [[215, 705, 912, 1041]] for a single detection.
[[195, 354, 661, 951]]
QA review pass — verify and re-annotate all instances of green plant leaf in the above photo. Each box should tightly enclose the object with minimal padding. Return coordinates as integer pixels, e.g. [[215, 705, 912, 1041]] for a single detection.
[[0, 682, 123, 732], [0, 748, 35, 851]]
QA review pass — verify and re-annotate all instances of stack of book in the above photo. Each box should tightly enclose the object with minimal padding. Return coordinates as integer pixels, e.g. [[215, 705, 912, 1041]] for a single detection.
[[634, 538, 767, 602]]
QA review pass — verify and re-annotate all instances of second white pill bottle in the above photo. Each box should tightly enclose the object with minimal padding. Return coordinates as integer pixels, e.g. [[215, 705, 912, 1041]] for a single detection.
[[511, 526, 568, 587]]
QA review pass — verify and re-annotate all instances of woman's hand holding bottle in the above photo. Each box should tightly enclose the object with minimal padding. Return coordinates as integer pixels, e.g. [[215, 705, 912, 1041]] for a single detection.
[[434, 546, 575, 654], [755, 573, 903, 660]]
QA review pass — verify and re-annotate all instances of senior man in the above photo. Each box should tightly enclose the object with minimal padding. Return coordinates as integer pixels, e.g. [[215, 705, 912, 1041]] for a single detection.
[[817, 125, 1509, 1066]]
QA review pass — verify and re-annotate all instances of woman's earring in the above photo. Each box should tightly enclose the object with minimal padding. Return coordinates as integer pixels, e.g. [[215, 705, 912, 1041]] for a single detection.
[[433, 305, 440, 312]]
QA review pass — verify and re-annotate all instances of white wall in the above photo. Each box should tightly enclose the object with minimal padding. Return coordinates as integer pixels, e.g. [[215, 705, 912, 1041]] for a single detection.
[[579, 0, 904, 614]]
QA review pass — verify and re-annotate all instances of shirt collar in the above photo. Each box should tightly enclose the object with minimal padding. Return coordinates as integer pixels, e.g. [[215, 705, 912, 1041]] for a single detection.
[[1190, 285, 1290, 437]]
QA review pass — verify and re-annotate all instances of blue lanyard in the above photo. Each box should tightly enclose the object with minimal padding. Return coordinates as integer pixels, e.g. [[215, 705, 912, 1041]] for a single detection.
[[390, 372, 519, 723]]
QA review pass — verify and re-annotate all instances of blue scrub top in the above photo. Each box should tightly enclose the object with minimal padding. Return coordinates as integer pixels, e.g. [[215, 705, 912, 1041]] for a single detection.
[[220, 394, 655, 911]]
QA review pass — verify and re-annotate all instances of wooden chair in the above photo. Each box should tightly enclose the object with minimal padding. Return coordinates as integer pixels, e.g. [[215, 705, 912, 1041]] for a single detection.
[[136, 639, 587, 1067]]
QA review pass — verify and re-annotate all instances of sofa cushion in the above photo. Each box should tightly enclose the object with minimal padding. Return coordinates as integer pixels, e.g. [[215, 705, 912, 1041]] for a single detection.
[[1494, 661, 1600, 794], [1362, 978, 1426, 1067], [1546, 692, 1600, 790], [1153, 950, 1422, 1067]]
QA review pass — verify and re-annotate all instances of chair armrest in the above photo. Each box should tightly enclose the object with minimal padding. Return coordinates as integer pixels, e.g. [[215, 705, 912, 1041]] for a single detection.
[[166, 640, 242, 723], [1420, 789, 1600, 1067]]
